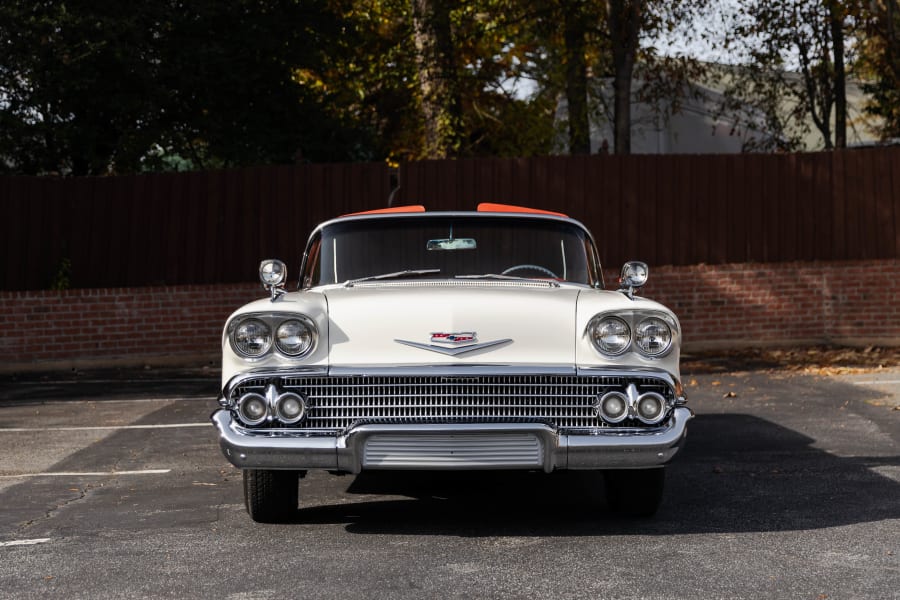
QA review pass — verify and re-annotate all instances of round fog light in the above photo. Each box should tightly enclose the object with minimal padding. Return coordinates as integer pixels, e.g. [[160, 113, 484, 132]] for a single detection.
[[636, 392, 666, 424], [276, 392, 307, 424], [596, 391, 629, 423], [238, 393, 268, 426]]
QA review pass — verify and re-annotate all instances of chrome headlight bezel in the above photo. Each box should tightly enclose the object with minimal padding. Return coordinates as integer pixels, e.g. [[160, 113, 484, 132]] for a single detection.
[[228, 313, 319, 360]]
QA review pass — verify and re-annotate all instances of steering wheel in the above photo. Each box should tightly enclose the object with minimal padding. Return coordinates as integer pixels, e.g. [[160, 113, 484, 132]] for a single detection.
[[501, 264, 559, 278]]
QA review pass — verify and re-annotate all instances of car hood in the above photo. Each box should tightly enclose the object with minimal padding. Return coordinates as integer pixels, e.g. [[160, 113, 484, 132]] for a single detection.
[[323, 281, 581, 368]]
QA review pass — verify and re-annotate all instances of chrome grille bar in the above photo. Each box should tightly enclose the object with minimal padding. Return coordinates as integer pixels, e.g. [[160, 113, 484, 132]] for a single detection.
[[230, 374, 677, 432]]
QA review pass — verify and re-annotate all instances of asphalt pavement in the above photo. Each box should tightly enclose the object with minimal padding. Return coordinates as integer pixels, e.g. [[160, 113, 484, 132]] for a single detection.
[[0, 364, 898, 599]]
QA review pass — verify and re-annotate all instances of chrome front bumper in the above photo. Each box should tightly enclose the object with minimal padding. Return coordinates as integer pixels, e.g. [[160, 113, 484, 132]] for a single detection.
[[211, 407, 694, 473]]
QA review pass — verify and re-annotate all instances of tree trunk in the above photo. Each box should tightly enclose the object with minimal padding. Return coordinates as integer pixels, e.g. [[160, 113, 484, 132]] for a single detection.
[[829, 0, 846, 148], [607, 0, 641, 155], [411, 0, 463, 159], [564, 2, 591, 155]]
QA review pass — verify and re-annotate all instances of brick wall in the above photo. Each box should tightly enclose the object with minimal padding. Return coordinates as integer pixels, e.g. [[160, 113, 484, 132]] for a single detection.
[[624, 260, 900, 349], [0, 284, 262, 372], [2, 259, 899, 373]]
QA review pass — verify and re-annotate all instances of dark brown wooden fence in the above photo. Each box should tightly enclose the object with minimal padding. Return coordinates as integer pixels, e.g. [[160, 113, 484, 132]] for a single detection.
[[3, 148, 900, 291], [1, 164, 391, 290], [398, 149, 900, 268]]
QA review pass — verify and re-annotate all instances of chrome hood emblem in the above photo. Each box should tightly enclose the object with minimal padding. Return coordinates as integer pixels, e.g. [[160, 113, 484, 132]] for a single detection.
[[430, 332, 476, 345], [396, 331, 512, 356]]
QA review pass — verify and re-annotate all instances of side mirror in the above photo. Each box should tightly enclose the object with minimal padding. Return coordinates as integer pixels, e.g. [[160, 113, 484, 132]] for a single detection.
[[259, 259, 287, 301], [618, 261, 648, 300]]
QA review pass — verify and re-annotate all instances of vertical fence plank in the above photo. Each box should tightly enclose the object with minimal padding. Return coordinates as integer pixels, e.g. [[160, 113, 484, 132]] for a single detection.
[[0, 177, 16, 288], [68, 177, 95, 288], [202, 170, 223, 282], [742, 154, 761, 261], [812, 153, 834, 260], [107, 175, 130, 286], [656, 154, 675, 266], [692, 155, 710, 264], [708, 155, 728, 264], [602, 155, 623, 266], [843, 150, 862, 260], [856, 150, 878, 259], [892, 149, 900, 259], [832, 151, 847, 260], [727, 154, 746, 263], [565, 155, 586, 224], [780, 153, 798, 261], [219, 169, 241, 284], [620, 156, 639, 262], [795, 153, 814, 261], [636, 155, 659, 265], [21, 178, 44, 287], [873, 148, 895, 258]]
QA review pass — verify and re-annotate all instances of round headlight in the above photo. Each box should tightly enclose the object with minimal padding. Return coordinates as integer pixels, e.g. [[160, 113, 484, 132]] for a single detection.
[[635, 317, 673, 357], [238, 393, 269, 426], [275, 318, 315, 357], [589, 317, 631, 356], [232, 318, 273, 358], [636, 392, 667, 424]]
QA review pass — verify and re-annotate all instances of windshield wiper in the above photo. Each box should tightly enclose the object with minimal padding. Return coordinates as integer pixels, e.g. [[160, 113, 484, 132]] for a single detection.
[[455, 274, 559, 287], [345, 269, 441, 286]]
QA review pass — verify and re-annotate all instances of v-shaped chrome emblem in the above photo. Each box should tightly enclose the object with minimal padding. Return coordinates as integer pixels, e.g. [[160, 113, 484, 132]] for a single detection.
[[394, 338, 512, 356]]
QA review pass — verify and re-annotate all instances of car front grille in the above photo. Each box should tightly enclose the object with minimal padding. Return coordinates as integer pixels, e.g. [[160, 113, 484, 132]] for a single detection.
[[229, 374, 677, 432]]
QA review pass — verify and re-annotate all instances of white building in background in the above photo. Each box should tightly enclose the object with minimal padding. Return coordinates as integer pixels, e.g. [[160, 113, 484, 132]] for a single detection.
[[569, 74, 879, 155]]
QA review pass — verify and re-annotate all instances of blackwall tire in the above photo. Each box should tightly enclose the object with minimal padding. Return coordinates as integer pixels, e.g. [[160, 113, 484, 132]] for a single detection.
[[604, 468, 665, 517], [243, 469, 299, 523]]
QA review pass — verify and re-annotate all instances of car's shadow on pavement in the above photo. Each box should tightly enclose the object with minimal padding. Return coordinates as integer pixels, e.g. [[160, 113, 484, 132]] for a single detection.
[[287, 413, 900, 536]]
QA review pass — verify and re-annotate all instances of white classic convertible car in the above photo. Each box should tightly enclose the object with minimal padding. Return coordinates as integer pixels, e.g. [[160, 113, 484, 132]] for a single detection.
[[212, 203, 693, 522]]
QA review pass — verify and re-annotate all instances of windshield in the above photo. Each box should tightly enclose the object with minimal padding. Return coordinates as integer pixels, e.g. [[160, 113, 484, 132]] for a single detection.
[[301, 215, 601, 287]]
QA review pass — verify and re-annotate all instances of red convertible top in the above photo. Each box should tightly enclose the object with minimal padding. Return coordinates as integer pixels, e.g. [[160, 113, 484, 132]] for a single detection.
[[341, 203, 568, 218]]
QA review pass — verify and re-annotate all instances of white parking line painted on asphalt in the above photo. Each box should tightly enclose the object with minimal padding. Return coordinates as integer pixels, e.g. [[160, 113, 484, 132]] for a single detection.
[[0, 423, 208, 433], [0, 538, 51, 548], [852, 380, 900, 386], [0, 397, 210, 407], [0, 469, 171, 479], [14, 380, 214, 386]]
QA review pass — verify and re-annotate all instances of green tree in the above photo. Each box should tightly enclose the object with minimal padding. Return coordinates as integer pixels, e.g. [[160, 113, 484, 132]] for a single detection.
[[717, 0, 861, 151], [302, 0, 560, 161], [858, 1, 900, 139], [0, 0, 376, 175]]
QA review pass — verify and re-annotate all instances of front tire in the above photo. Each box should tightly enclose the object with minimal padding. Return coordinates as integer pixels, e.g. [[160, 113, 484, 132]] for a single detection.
[[243, 469, 299, 523], [604, 468, 665, 517]]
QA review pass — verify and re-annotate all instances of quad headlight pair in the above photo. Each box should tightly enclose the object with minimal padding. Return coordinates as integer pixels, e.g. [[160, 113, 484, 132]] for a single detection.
[[588, 313, 677, 358], [229, 314, 317, 359]]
